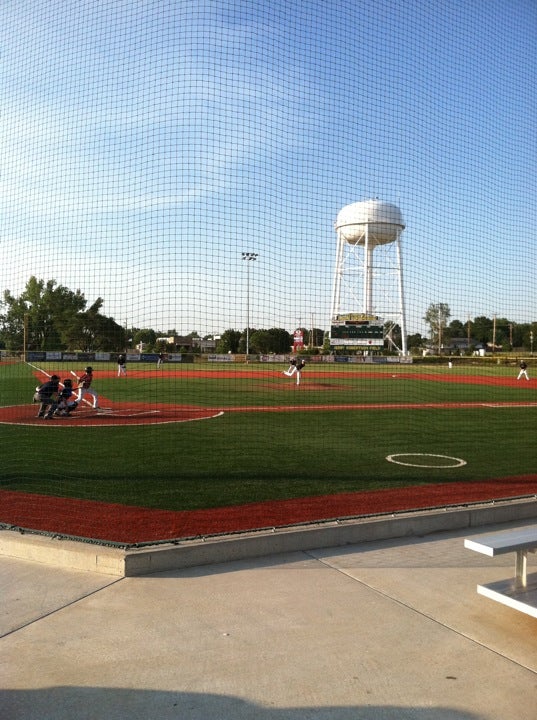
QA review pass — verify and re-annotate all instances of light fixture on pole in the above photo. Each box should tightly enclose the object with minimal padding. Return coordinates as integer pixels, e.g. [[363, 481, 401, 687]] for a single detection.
[[242, 252, 258, 359]]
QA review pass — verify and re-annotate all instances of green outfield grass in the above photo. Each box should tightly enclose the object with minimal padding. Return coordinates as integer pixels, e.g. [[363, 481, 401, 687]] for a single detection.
[[1, 360, 535, 510]]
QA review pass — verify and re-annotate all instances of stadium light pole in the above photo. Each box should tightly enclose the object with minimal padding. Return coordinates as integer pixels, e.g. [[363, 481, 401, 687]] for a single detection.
[[242, 252, 258, 360]]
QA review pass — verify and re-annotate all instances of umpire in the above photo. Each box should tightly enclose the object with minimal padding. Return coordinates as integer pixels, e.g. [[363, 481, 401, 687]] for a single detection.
[[34, 375, 60, 419]]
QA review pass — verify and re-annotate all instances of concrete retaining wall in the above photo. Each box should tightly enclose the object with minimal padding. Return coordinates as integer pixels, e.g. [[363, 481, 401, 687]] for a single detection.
[[1, 497, 536, 576]]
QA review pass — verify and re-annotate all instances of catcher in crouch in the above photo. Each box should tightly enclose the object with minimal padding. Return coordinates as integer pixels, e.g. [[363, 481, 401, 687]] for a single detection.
[[54, 378, 79, 416]]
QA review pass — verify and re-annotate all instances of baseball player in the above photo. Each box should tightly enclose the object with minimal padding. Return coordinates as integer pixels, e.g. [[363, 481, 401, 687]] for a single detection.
[[283, 358, 306, 385], [283, 358, 297, 376], [117, 353, 127, 377], [294, 358, 306, 385], [54, 379, 79, 416], [517, 361, 529, 380], [34, 375, 60, 419], [75, 366, 99, 408]]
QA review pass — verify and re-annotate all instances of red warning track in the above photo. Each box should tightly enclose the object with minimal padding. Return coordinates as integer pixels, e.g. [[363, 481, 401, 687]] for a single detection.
[[2, 477, 537, 544]]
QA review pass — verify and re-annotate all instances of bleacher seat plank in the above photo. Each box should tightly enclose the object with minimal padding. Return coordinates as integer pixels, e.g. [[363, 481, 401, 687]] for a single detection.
[[464, 526, 537, 617]]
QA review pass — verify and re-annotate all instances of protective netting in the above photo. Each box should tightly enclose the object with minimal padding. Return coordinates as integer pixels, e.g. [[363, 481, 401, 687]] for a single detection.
[[0, 0, 536, 542]]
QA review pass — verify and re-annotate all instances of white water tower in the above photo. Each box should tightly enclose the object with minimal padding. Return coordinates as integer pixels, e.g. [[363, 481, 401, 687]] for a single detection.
[[330, 199, 408, 354]]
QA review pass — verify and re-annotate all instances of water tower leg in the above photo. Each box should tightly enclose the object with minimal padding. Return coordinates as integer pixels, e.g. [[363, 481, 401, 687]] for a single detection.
[[364, 228, 374, 315], [330, 232, 345, 319], [396, 234, 408, 355]]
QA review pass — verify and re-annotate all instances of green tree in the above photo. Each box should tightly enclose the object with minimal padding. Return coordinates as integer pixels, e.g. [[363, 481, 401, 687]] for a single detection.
[[423, 303, 451, 353], [267, 328, 293, 353], [527, 324, 537, 353], [471, 316, 493, 345], [492, 317, 511, 350], [448, 319, 465, 337], [248, 329, 273, 353], [0, 276, 126, 351], [309, 327, 325, 347], [74, 301, 126, 351], [510, 323, 524, 350], [407, 332, 425, 350], [216, 329, 242, 353], [1, 276, 86, 351], [133, 328, 157, 349], [238, 328, 257, 353], [248, 328, 292, 354]]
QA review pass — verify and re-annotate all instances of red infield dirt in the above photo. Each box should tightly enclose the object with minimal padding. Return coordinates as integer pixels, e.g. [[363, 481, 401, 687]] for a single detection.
[[0, 402, 222, 426], [1, 367, 536, 543]]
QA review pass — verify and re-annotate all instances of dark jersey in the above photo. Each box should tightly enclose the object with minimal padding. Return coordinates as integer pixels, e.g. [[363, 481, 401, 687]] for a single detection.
[[37, 379, 60, 399]]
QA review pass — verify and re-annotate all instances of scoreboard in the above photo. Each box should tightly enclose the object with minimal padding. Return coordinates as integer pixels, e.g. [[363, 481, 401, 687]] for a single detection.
[[330, 314, 384, 347]]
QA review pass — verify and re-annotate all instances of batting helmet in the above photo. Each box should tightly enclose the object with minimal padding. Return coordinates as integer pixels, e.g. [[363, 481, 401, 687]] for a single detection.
[[85, 366, 93, 373]]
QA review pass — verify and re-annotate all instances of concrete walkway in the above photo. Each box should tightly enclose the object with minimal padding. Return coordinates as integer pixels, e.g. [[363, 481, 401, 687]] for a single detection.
[[1, 521, 536, 719]]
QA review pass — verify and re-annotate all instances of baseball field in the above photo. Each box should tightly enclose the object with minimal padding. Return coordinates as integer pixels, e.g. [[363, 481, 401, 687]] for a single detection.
[[1, 359, 536, 544]]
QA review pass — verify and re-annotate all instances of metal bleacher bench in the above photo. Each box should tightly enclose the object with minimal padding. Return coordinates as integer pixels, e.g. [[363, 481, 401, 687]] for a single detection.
[[464, 526, 537, 618]]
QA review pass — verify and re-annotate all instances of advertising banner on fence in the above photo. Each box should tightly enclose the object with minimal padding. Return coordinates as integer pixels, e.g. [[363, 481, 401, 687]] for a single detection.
[[208, 354, 234, 362]]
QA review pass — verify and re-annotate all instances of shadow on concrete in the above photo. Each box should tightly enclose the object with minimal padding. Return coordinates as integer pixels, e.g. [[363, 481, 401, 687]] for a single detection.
[[0, 687, 483, 720]]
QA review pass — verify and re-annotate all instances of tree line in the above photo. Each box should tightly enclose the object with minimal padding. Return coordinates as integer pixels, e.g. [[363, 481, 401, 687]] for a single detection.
[[1, 279, 535, 354], [0, 277, 127, 352], [0, 276, 313, 354], [420, 303, 536, 353]]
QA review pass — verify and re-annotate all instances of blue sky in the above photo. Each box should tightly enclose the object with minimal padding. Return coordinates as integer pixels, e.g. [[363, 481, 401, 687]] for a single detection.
[[1, 0, 535, 336]]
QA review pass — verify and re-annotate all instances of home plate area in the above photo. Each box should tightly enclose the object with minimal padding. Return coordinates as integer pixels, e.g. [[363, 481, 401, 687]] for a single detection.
[[0, 402, 223, 427]]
